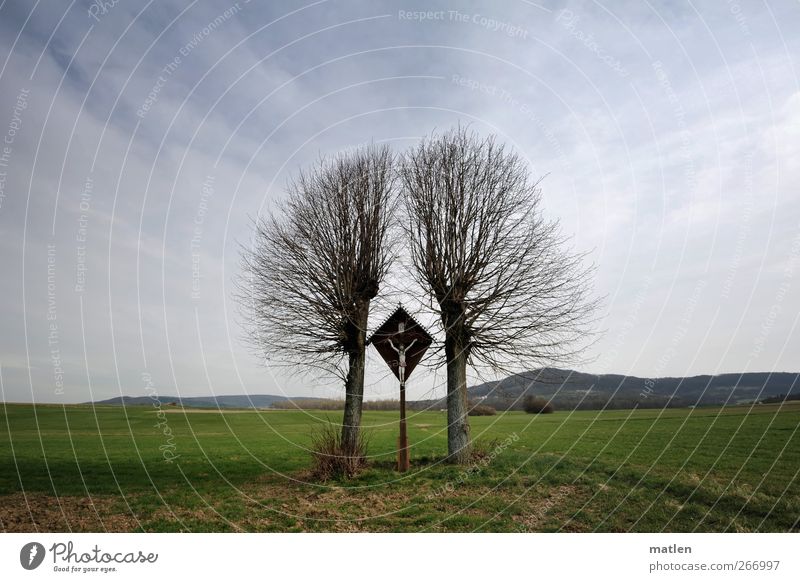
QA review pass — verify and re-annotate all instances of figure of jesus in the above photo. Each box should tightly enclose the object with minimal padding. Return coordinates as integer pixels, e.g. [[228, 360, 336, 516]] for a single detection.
[[388, 337, 417, 384]]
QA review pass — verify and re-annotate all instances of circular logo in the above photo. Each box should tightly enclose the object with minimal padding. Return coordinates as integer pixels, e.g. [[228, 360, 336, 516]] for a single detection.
[[20, 542, 46, 570]]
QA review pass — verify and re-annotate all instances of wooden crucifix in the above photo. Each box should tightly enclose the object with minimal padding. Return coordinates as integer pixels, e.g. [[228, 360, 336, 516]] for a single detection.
[[368, 305, 433, 472]]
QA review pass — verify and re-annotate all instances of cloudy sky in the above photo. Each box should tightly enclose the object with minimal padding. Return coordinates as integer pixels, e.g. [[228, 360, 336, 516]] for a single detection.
[[0, 0, 798, 403]]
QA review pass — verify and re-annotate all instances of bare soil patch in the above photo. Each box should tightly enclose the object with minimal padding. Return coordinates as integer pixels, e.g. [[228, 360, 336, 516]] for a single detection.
[[0, 492, 139, 532]]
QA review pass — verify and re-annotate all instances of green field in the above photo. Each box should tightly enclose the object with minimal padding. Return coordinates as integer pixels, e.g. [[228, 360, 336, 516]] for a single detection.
[[1, 402, 798, 532]]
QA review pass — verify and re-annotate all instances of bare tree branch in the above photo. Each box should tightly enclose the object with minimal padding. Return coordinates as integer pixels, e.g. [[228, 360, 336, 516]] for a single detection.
[[235, 144, 397, 453], [400, 126, 599, 461]]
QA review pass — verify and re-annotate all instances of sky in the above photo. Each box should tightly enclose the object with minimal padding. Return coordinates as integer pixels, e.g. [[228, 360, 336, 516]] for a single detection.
[[0, 0, 798, 404]]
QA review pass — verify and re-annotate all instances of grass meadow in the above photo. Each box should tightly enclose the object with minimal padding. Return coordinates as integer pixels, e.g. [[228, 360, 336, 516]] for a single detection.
[[1, 402, 798, 532]]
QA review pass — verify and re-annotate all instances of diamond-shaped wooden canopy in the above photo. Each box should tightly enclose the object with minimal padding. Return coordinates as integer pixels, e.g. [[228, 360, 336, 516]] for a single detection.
[[368, 305, 433, 381]]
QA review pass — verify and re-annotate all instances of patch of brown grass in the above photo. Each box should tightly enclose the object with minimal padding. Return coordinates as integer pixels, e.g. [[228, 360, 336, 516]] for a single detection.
[[0, 492, 139, 532], [513, 485, 579, 532]]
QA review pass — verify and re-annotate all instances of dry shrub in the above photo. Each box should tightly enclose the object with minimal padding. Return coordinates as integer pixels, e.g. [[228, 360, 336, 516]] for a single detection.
[[468, 403, 497, 416], [523, 395, 555, 414], [309, 423, 369, 481]]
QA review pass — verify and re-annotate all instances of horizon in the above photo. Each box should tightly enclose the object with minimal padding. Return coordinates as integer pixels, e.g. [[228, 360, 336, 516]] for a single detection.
[[5, 367, 799, 405]]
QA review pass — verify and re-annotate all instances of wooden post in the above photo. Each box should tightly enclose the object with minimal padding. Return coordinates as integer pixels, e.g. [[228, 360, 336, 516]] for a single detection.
[[398, 378, 409, 472]]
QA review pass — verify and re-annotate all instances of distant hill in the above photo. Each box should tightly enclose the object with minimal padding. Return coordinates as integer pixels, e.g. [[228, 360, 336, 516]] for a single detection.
[[87, 369, 799, 411], [466, 368, 800, 410]]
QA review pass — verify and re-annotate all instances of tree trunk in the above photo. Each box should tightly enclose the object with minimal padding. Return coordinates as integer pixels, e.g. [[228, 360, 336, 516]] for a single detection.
[[340, 305, 368, 455], [445, 336, 471, 463]]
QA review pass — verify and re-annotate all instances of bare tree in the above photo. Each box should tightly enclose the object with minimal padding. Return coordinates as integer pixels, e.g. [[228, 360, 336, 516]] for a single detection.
[[401, 127, 598, 463], [237, 145, 396, 454]]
